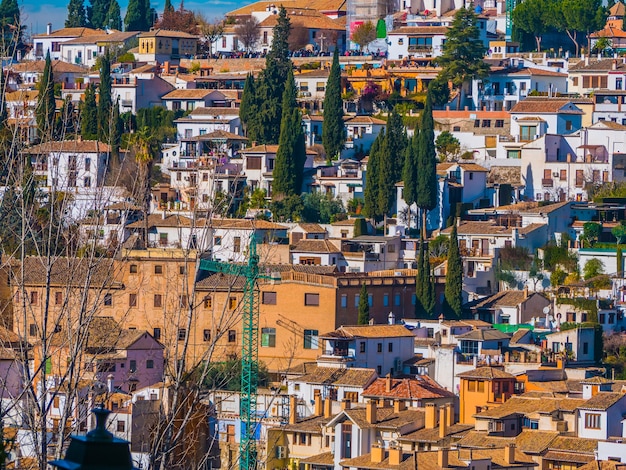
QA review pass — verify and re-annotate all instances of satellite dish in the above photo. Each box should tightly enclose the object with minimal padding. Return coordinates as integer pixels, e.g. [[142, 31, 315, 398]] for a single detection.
[[91, 382, 107, 396], [543, 306, 551, 314]]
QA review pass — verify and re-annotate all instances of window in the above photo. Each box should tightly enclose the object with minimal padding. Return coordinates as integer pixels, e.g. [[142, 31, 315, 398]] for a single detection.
[[520, 125, 537, 141], [153, 328, 161, 340], [565, 120, 573, 131], [154, 294, 162, 308], [560, 169, 567, 181], [228, 330, 236, 343], [53, 396, 60, 408], [585, 413, 601, 429], [305, 293, 320, 306], [204, 296, 212, 308], [262, 292, 277, 305], [394, 293, 401, 306], [130, 264, 138, 273], [29, 323, 37, 336], [159, 233, 168, 246], [304, 329, 319, 349], [214, 236, 222, 246], [30, 291, 38, 305], [178, 328, 186, 341], [228, 297, 237, 310], [129, 294, 137, 307], [377, 343, 383, 353], [495, 120, 504, 128], [507, 150, 520, 159], [383, 293, 389, 306], [179, 266, 186, 275], [576, 170, 584, 187], [129, 360, 137, 373], [117, 420, 125, 432], [55, 292, 63, 305], [179, 295, 188, 308], [203, 329, 211, 342], [388, 343, 393, 352], [83, 177, 91, 188], [154, 265, 163, 274], [146, 359, 154, 369], [233, 236, 241, 253], [482, 119, 491, 128], [474, 120, 480, 128], [360, 342, 365, 353], [341, 294, 347, 308], [460, 340, 479, 356], [261, 327, 276, 347]]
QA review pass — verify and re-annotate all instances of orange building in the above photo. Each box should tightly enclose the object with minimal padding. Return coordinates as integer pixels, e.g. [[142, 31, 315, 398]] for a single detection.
[[458, 366, 517, 424]]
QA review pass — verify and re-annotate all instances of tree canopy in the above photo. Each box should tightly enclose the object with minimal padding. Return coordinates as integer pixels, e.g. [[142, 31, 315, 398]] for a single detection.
[[358, 283, 370, 324], [66, 0, 88, 27], [322, 47, 345, 162], [444, 223, 463, 317], [351, 21, 376, 51], [124, 0, 152, 31]]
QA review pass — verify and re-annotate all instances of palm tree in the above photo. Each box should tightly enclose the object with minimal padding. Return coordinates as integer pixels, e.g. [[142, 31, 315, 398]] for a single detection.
[[131, 127, 158, 247]]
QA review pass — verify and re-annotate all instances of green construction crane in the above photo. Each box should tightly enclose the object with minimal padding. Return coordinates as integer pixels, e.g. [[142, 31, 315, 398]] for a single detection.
[[506, 0, 516, 41], [199, 236, 272, 469]]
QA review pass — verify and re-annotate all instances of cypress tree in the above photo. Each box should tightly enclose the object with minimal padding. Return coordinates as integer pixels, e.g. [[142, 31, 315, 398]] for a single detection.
[[322, 47, 344, 162], [357, 283, 370, 325], [376, 111, 406, 218], [415, 236, 426, 317], [0, 0, 19, 25], [104, 0, 122, 30], [66, 0, 88, 27], [36, 51, 56, 140], [125, 0, 150, 31], [111, 97, 122, 162], [88, 0, 108, 28], [402, 128, 419, 229], [354, 217, 367, 237], [255, 6, 291, 144], [416, 87, 438, 238], [163, 0, 174, 13], [363, 130, 383, 222], [240, 73, 259, 140], [421, 238, 435, 317], [273, 70, 305, 196], [444, 222, 463, 318], [98, 52, 112, 142], [81, 83, 98, 139]]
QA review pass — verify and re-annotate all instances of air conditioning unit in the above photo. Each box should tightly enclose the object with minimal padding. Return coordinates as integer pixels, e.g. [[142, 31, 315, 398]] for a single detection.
[[276, 446, 287, 459], [553, 172, 559, 177]]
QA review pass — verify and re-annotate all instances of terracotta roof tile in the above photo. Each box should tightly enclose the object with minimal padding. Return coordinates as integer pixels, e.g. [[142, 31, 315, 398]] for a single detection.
[[162, 89, 214, 99], [291, 239, 339, 253], [441, 221, 511, 236], [32, 27, 105, 38], [510, 99, 583, 114], [474, 290, 536, 309], [363, 376, 455, 400], [126, 214, 194, 229], [25, 140, 111, 153], [455, 328, 511, 341], [400, 423, 473, 443], [138, 29, 198, 39], [457, 366, 515, 380], [321, 325, 416, 339], [474, 396, 587, 419], [578, 392, 625, 410], [258, 8, 345, 30], [548, 436, 599, 453]]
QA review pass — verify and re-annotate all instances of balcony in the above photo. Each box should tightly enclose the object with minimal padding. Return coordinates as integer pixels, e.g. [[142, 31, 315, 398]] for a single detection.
[[121, 99, 133, 108], [542, 178, 554, 187], [408, 45, 433, 52]]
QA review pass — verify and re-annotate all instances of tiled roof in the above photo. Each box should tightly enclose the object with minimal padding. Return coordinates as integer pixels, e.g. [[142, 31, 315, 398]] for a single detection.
[[543, 451, 595, 464], [344, 115, 387, 125], [363, 376, 455, 400], [240, 144, 317, 155], [474, 290, 538, 309], [569, 58, 626, 71], [25, 140, 111, 154], [300, 452, 335, 465], [258, 8, 345, 30], [5, 90, 38, 101], [227, 0, 346, 16], [32, 27, 104, 38], [209, 218, 288, 230], [457, 366, 515, 380], [161, 89, 213, 99], [578, 460, 626, 470], [510, 99, 583, 114], [340, 450, 418, 469], [510, 328, 532, 344], [138, 28, 198, 38], [297, 223, 326, 233], [343, 406, 425, 431], [590, 120, 626, 130], [610, 1, 625, 16], [581, 376, 613, 384], [61, 31, 138, 44], [16, 256, 119, 288], [548, 436, 599, 453], [455, 328, 511, 341], [441, 221, 511, 236], [196, 273, 247, 291], [474, 396, 587, 419], [291, 239, 339, 253], [578, 392, 625, 410], [281, 414, 331, 433], [126, 214, 194, 229], [437, 162, 489, 172], [400, 423, 472, 443], [514, 430, 560, 454], [10, 60, 86, 74], [321, 325, 416, 339], [296, 365, 376, 387]]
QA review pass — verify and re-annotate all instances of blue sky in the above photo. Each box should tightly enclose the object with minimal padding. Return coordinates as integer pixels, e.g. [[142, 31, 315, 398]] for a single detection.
[[22, 0, 245, 35]]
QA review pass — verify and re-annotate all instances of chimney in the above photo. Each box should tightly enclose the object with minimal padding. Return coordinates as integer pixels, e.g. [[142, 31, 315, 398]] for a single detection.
[[341, 398, 351, 410], [314, 394, 323, 416], [445, 403, 454, 427], [523, 285, 529, 299], [324, 397, 332, 418], [438, 448, 449, 468], [366, 400, 377, 424], [613, 59, 618, 71], [394, 399, 406, 413], [439, 406, 448, 439], [556, 358, 565, 370], [47, 23, 52, 35], [425, 403, 437, 429], [504, 443, 516, 465], [163, 61, 170, 74], [386, 374, 393, 393], [371, 443, 384, 463], [289, 395, 297, 425], [107, 374, 114, 393], [389, 444, 402, 466]]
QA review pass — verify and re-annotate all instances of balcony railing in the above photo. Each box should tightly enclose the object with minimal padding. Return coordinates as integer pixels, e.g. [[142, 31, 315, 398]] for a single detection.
[[408, 45, 433, 52], [542, 178, 554, 187]]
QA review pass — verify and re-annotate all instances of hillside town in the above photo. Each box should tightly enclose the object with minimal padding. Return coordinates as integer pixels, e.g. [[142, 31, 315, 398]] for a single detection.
[[3, 0, 626, 468]]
